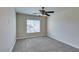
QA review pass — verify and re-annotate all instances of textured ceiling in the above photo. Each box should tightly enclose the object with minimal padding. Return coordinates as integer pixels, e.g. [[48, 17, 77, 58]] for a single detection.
[[15, 7, 75, 16]]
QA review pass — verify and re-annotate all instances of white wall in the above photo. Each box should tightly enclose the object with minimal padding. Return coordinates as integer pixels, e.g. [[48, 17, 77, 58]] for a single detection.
[[0, 8, 16, 52], [16, 13, 47, 39], [47, 8, 79, 49]]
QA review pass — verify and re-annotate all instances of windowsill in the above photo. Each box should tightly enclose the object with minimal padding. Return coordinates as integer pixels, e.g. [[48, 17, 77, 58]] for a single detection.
[[27, 32, 40, 34]]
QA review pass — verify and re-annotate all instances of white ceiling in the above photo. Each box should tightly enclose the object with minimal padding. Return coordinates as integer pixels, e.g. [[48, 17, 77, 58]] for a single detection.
[[15, 7, 74, 16]]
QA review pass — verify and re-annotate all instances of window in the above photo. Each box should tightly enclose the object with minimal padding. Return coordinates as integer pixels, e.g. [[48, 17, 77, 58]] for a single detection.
[[27, 19, 40, 33]]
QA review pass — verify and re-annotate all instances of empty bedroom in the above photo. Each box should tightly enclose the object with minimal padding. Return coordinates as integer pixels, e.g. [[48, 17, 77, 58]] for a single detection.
[[0, 7, 79, 52], [13, 7, 79, 52]]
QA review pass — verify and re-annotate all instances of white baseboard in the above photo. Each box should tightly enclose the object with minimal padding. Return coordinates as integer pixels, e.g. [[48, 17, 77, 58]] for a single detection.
[[9, 39, 16, 52], [48, 33, 79, 49], [16, 36, 47, 40], [16, 37, 27, 40]]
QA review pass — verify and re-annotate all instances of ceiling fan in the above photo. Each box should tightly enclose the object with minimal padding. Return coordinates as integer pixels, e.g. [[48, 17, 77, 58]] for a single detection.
[[33, 7, 54, 16]]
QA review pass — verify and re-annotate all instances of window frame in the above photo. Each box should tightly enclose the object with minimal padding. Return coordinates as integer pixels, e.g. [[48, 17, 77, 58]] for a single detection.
[[26, 19, 41, 33]]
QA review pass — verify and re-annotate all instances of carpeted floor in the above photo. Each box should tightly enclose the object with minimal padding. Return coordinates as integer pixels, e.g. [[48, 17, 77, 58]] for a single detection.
[[13, 37, 79, 52]]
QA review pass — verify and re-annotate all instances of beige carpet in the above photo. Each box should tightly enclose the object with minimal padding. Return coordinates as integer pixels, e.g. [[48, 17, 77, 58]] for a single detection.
[[13, 37, 79, 52]]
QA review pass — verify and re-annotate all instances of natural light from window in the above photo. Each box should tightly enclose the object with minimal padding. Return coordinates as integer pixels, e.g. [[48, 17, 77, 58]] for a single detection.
[[27, 19, 40, 33]]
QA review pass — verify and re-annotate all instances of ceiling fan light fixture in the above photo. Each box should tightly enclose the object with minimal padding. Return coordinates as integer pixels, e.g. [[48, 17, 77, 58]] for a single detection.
[[42, 15, 47, 16]]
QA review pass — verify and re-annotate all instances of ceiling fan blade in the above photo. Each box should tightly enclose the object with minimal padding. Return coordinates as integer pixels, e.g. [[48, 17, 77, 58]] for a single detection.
[[46, 11, 54, 13], [33, 13, 40, 14], [45, 13, 50, 16]]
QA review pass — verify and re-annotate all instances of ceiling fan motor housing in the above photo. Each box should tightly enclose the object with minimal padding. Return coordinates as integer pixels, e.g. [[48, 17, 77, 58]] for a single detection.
[[40, 10, 46, 15]]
